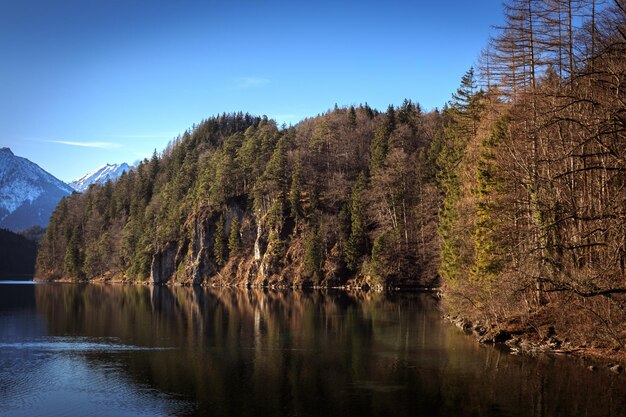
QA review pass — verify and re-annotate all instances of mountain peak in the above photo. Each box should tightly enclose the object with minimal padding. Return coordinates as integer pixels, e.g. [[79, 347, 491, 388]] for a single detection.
[[0, 148, 72, 231], [70, 162, 131, 192]]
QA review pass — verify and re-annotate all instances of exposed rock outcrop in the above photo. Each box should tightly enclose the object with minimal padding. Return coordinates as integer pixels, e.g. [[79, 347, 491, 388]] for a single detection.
[[150, 242, 177, 284]]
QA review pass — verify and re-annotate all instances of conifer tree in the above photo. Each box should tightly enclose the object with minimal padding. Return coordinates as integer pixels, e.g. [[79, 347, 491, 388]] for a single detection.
[[304, 225, 323, 281], [370, 105, 396, 172], [469, 116, 506, 286], [348, 106, 357, 129], [344, 172, 367, 271], [228, 215, 241, 257], [437, 69, 484, 284], [63, 230, 82, 278], [289, 155, 303, 224], [449, 67, 483, 136], [214, 215, 227, 266]]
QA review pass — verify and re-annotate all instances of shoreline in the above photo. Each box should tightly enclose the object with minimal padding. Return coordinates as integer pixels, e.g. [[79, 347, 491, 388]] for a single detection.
[[446, 314, 625, 375], [31, 275, 624, 371], [32, 274, 440, 292]]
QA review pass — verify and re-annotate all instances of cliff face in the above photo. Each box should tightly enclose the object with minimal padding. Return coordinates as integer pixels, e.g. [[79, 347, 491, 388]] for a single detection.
[[36, 107, 442, 288], [145, 200, 311, 287], [150, 203, 247, 286]]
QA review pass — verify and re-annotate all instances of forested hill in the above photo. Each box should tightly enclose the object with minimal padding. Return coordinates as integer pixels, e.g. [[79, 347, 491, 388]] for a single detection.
[[0, 228, 37, 279], [36, 105, 443, 288], [37, 0, 626, 349]]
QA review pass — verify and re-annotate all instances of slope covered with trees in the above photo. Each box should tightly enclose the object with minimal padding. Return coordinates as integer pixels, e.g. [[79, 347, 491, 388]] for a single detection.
[[438, 0, 626, 349], [0, 228, 37, 279], [36, 106, 442, 288]]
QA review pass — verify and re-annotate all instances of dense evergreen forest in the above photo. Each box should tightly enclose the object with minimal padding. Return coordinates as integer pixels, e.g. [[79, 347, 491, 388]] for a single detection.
[[37, 0, 625, 347], [0, 228, 37, 278], [37, 102, 442, 288]]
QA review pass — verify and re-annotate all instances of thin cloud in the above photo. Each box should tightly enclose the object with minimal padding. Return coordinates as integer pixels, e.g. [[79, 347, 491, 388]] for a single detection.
[[232, 76, 270, 90], [48, 140, 122, 149], [115, 132, 179, 139]]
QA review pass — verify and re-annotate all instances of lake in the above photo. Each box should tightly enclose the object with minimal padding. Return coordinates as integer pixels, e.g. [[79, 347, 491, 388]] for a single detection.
[[0, 281, 624, 417]]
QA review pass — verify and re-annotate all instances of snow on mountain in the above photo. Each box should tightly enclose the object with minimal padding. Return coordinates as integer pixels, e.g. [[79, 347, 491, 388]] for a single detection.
[[69, 162, 130, 192], [0, 147, 73, 231]]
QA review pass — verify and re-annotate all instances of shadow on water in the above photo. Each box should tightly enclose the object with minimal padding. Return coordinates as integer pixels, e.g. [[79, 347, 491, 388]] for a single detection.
[[1, 283, 623, 417]]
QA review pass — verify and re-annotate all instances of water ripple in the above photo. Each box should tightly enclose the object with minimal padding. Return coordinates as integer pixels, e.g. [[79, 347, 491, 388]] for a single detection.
[[0, 337, 173, 352]]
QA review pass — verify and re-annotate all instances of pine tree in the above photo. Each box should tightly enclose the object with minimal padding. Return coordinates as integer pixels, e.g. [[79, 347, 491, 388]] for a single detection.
[[289, 155, 303, 224], [63, 229, 82, 278], [370, 125, 389, 172], [370, 105, 396, 172], [304, 225, 323, 281], [449, 67, 483, 136], [348, 106, 357, 129], [370, 230, 399, 282], [214, 215, 227, 266], [363, 102, 375, 120], [228, 215, 242, 257], [469, 116, 506, 287], [344, 172, 367, 271], [437, 69, 485, 284]]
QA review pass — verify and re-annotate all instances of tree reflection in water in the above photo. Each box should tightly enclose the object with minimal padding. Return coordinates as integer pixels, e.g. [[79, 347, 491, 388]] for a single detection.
[[31, 284, 626, 417]]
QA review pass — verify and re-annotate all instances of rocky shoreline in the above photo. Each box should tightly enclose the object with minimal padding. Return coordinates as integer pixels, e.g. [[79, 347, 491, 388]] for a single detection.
[[446, 314, 625, 375]]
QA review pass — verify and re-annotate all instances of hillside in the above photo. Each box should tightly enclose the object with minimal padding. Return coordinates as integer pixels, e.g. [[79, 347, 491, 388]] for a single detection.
[[0, 228, 37, 279], [36, 107, 441, 288]]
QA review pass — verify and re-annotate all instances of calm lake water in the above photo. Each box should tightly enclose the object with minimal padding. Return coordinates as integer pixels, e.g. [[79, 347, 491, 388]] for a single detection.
[[0, 281, 624, 417]]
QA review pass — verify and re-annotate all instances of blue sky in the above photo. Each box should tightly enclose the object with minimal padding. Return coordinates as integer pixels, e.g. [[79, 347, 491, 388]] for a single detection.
[[1, 0, 503, 182]]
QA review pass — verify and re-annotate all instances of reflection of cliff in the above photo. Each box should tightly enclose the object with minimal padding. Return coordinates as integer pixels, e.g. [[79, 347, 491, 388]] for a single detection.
[[34, 285, 626, 417], [33, 285, 443, 415]]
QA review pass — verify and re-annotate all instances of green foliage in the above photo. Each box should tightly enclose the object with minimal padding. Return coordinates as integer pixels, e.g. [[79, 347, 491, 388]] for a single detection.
[[214, 215, 227, 266], [263, 136, 289, 192], [289, 155, 303, 222], [448, 67, 484, 137], [370, 230, 400, 281], [469, 116, 506, 286], [304, 225, 323, 281], [348, 106, 357, 129], [437, 69, 486, 285], [63, 230, 83, 278], [265, 228, 285, 264], [36, 109, 441, 288], [344, 172, 368, 271], [370, 105, 396, 172], [228, 215, 241, 257]]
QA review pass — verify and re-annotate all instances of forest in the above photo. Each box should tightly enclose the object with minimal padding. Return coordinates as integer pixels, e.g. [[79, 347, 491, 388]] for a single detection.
[[36, 103, 442, 289], [0, 228, 38, 278], [37, 0, 625, 348]]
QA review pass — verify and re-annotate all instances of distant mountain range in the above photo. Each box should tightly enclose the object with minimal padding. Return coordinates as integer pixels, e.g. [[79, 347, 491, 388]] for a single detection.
[[69, 162, 130, 192], [0, 147, 131, 231], [0, 147, 73, 232]]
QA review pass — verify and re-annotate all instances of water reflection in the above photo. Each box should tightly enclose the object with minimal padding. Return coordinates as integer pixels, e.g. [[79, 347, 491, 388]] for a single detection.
[[0, 283, 188, 417], [1, 283, 624, 417]]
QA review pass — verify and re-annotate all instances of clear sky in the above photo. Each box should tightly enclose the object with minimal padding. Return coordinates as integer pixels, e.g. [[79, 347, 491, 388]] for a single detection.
[[1, 0, 503, 182]]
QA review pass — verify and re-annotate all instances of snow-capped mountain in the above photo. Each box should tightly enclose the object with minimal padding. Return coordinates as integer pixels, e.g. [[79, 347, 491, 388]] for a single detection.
[[0, 147, 74, 231], [69, 162, 130, 192]]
